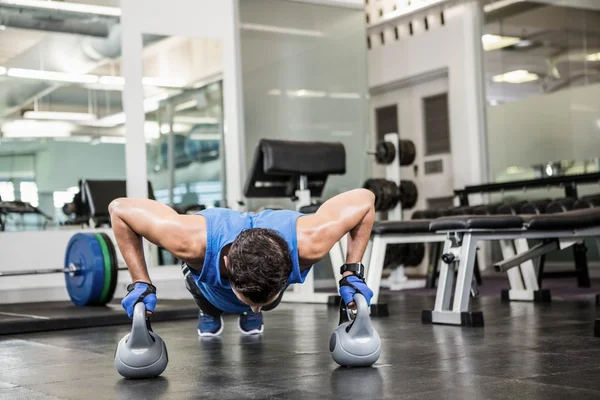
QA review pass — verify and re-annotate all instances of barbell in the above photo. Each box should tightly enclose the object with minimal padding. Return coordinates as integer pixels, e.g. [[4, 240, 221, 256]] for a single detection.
[[0, 233, 124, 307], [367, 139, 416, 166], [363, 179, 419, 212], [384, 242, 426, 269]]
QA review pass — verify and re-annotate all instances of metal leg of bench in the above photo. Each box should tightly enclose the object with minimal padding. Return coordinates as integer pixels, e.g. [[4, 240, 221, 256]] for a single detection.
[[573, 242, 591, 288], [500, 239, 526, 300], [433, 239, 454, 313], [473, 254, 482, 285], [514, 238, 549, 301], [537, 253, 546, 288], [424, 234, 482, 327], [499, 238, 548, 302], [366, 236, 386, 305], [452, 234, 479, 314], [426, 242, 442, 289]]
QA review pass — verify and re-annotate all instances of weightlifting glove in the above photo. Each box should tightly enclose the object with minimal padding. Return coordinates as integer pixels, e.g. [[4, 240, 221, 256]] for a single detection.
[[339, 275, 373, 306], [121, 282, 157, 318]]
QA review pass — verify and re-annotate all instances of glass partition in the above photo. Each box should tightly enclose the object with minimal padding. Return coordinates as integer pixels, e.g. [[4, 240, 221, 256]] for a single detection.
[[483, 1, 600, 193], [142, 35, 224, 212]]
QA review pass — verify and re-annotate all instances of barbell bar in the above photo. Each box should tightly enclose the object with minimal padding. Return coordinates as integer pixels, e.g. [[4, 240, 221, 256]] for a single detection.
[[0, 263, 128, 277]]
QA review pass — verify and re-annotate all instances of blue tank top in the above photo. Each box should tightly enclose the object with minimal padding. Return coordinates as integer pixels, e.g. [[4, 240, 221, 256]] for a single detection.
[[189, 208, 311, 313]]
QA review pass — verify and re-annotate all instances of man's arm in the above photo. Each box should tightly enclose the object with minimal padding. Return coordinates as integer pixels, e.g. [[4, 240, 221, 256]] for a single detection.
[[108, 198, 206, 284], [297, 188, 375, 269]]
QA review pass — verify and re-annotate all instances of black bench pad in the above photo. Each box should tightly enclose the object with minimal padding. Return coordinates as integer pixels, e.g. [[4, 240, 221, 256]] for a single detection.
[[430, 215, 524, 231], [526, 208, 600, 230], [372, 220, 432, 234]]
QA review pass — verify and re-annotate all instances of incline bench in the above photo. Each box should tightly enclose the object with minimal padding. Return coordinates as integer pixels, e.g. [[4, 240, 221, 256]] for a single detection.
[[363, 208, 600, 335]]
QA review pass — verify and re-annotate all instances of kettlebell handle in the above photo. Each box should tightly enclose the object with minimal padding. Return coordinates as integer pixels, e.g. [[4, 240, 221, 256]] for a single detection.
[[129, 302, 154, 349], [339, 292, 369, 324]]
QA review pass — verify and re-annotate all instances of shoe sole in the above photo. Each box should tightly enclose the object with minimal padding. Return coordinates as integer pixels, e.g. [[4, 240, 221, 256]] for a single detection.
[[238, 318, 264, 335], [198, 316, 224, 337]]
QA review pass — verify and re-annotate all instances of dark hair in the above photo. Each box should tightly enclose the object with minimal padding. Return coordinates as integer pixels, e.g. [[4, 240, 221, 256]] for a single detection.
[[227, 228, 292, 304]]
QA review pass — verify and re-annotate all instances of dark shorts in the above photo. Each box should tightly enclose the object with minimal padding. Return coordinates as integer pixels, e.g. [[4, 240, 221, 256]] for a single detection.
[[181, 263, 285, 317]]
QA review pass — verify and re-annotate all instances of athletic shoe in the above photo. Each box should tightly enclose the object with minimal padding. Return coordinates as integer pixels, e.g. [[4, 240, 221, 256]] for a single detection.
[[197, 311, 224, 337], [238, 311, 264, 335]]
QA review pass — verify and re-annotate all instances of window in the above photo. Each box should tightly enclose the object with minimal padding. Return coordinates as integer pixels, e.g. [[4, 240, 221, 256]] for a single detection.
[[53, 191, 75, 208], [20, 182, 38, 207], [423, 93, 451, 155], [0, 182, 15, 201]]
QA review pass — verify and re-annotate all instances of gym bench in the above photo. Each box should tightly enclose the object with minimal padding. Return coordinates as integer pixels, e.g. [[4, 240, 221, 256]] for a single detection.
[[364, 208, 600, 334]]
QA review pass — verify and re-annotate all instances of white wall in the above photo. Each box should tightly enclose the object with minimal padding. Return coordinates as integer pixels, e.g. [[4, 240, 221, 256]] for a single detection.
[[368, 2, 488, 188], [487, 82, 600, 178]]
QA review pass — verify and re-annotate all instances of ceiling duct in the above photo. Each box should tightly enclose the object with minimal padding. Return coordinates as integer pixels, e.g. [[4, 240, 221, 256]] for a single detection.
[[0, 2, 162, 118]]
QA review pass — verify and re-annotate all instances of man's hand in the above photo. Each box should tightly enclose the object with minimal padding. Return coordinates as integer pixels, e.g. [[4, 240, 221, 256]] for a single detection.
[[339, 274, 373, 309], [121, 282, 157, 318]]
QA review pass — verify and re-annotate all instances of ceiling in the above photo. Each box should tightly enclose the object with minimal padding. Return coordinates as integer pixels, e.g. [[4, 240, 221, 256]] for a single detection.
[[483, 2, 600, 103]]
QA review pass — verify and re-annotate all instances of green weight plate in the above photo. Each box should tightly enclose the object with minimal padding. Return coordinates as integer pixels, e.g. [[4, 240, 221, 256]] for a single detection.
[[94, 233, 112, 305], [100, 232, 118, 304], [64, 233, 105, 306]]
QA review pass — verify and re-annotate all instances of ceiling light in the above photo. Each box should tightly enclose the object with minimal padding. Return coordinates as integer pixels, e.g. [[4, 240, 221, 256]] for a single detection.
[[2, 120, 71, 138], [267, 89, 281, 96], [7, 68, 99, 84], [482, 34, 521, 51], [24, 111, 96, 121], [82, 112, 126, 128], [514, 40, 534, 48], [287, 89, 327, 98], [0, 66, 7, 75], [142, 77, 184, 88], [241, 23, 324, 38], [587, 52, 600, 62], [99, 75, 125, 85], [0, 0, 121, 17], [53, 136, 92, 143], [329, 92, 361, 99], [99, 136, 126, 144], [174, 116, 219, 125], [492, 69, 539, 84]]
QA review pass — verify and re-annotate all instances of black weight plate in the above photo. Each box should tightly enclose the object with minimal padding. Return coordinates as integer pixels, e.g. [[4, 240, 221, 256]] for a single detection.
[[375, 141, 396, 165], [363, 179, 384, 211], [398, 140, 416, 166], [387, 180, 400, 210], [100, 233, 119, 305], [405, 243, 425, 267], [400, 180, 418, 209], [376, 179, 390, 211], [385, 243, 408, 269], [381, 179, 396, 211]]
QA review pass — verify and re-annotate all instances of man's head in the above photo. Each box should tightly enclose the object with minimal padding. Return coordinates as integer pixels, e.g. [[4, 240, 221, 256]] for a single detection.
[[225, 228, 292, 312]]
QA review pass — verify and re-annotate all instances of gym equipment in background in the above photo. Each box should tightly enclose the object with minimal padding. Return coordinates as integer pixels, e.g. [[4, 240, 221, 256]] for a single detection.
[[0, 232, 121, 307], [114, 302, 168, 379], [330, 293, 381, 368], [244, 139, 351, 306], [364, 133, 423, 291]]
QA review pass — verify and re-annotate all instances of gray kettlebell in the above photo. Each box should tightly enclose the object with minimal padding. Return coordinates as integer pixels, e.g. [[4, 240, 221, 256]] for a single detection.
[[114, 302, 168, 379], [329, 293, 381, 367]]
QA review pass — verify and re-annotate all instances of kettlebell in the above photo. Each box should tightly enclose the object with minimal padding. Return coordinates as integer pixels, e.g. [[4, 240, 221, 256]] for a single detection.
[[114, 302, 169, 379], [329, 293, 381, 367]]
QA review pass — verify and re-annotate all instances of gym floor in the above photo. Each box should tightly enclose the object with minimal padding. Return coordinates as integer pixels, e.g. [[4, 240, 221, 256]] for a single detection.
[[2, 294, 600, 400]]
